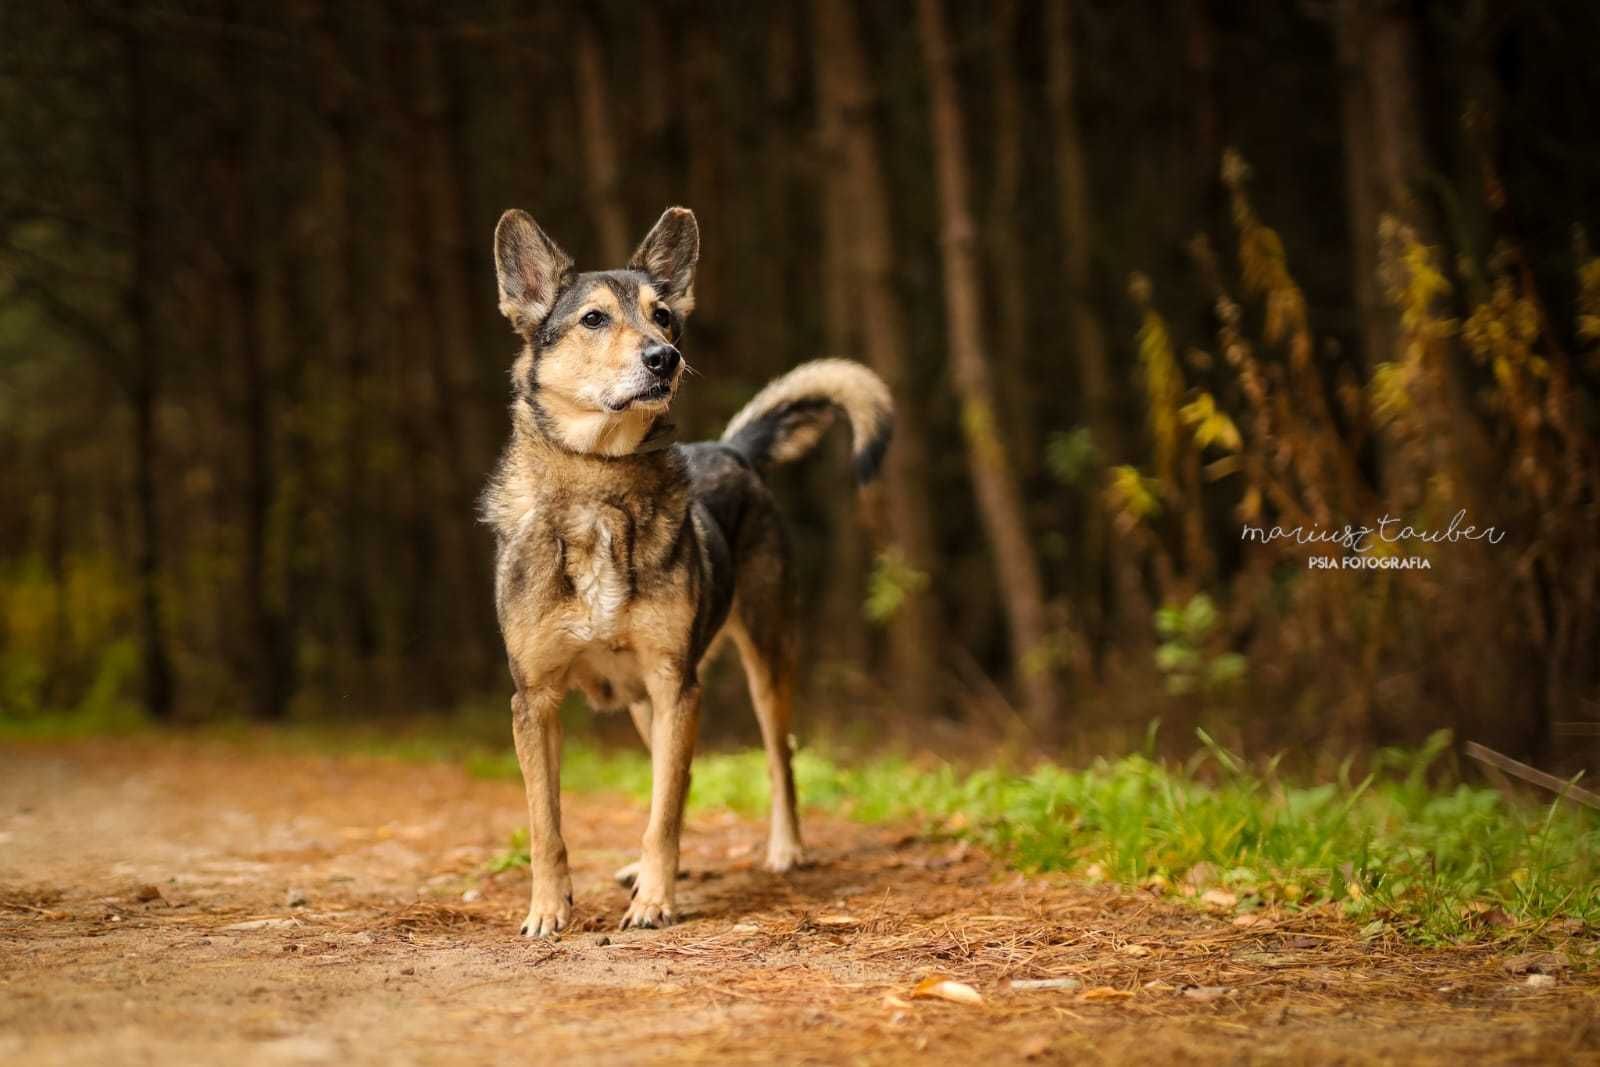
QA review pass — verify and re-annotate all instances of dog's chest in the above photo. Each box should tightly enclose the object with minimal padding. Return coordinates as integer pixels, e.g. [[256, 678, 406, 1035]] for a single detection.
[[558, 503, 632, 641]]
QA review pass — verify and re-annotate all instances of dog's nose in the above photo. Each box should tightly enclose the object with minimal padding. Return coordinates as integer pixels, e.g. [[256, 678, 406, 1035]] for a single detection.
[[641, 344, 680, 378]]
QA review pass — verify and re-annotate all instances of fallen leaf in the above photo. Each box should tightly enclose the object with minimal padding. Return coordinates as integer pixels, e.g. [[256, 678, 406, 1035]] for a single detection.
[[1460, 901, 1515, 928], [908, 979, 979, 1004], [1181, 985, 1231, 1002], [1201, 888, 1238, 909], [1079, 986, 1135, 1001], [1009, 977, 1082, 991], [1237, 951, 1306, 967], [911, 975, 983, 1006], [1503, 952, 1567, 976], [1525, 974, 1557, 989], [815, 914, 858, 927], [1118, 944, 1153, 957], [1233, 912, 1272, 928], [220, 918, 300, 932]]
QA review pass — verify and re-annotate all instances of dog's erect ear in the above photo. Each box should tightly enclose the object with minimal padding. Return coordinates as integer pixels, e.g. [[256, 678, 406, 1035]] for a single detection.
[[494, 209, 574, 338], [628, 207, 699, 317]]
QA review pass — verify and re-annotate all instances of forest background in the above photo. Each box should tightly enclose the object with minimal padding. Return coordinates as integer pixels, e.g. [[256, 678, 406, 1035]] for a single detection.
[[3, 0, 1598, 773]]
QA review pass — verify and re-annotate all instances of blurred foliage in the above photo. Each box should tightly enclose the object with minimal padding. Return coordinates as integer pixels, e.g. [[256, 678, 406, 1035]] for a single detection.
[[1, 553, 142, 732], [865, 547, 931, 625], [1044, 427, 1098, 488], [1112, 155, 1600, 762], [1153, 595, 1246, 697], [1, 1, 1598, 767]]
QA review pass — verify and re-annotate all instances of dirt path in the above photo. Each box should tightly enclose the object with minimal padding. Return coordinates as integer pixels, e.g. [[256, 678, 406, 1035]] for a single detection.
[[1, 740, 1596, 1065]]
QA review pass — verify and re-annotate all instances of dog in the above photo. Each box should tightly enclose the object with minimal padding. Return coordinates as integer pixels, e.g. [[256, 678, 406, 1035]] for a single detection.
[[481, 206, 892, 935]]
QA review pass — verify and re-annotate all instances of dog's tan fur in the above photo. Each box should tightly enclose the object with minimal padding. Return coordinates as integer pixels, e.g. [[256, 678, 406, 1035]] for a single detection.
[[482, 206, 891, 936]]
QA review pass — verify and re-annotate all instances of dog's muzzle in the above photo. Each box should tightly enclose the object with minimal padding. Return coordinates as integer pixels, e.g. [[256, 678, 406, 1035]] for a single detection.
[[641, 343, 680, 379]]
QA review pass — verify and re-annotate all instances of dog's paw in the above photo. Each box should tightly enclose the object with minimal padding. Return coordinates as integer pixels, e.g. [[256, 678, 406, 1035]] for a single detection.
[[618, 871, 675, 930], [520, 879, 574, 938], [613, 860, 640, 889], [764, 839, 807, 874], [619, 897, 675, 929]]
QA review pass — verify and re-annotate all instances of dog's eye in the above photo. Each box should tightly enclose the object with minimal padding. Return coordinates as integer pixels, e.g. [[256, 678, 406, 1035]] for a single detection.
[[651, 307, 672, 329], [580, 310, 608, 329]]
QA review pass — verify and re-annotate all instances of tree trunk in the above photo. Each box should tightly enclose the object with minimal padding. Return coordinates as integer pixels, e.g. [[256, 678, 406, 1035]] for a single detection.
[[1338, 0, 1451, 516], [1337, 0, 1391, 377], [917, 0, 1062, 729], [813, 0, 944, 718], [683, 24, 729, 363], [1045, 0, 1146, 659], [415, 27, 499, 692], [575, 15, 630, 263], [122, 5, 175, 720], [813, 17, 869, 673], [987, 0, 1037, 476], [1183, 0, 1219, 182], [1044, 0, 1116, 459], [1338, 0, 1435, 372], [231, 29, 291, 721], [239, 251, 285, 720], [397, 28, 469, 707], [311, 10, 379, 673]]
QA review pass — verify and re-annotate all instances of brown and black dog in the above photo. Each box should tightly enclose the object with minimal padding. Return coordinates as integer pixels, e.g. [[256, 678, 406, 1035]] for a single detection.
[[481, 206, 892, 935]]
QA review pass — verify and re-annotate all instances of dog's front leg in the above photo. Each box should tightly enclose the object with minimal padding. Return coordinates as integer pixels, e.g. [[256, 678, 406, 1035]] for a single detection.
[[511, 684, 572, 937], [620, 665, 699, 929]]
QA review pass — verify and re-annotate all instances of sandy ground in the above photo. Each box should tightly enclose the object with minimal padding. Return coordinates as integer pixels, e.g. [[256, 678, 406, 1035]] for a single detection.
[[1, 739, 1597, 1066]]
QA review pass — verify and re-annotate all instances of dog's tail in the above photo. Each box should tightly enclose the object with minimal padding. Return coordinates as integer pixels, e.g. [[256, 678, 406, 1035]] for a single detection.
[[720, 359, 893, 484]]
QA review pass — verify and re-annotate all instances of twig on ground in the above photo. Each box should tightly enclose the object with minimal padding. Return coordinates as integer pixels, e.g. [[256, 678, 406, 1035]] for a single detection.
[[1464, 742, 1600, 811]]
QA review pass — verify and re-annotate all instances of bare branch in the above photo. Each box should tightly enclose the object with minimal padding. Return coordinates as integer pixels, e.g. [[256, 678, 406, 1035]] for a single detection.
[[1464, 742, 1600, 811]]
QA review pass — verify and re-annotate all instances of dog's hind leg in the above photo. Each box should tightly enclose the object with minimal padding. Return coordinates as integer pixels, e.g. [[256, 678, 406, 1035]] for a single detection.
[[613, 699, 654, 888], [729, 618, 805, 873]]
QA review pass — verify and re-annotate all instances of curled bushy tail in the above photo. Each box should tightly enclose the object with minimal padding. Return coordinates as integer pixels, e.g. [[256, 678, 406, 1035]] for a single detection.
[[721, 359, 893, 484]]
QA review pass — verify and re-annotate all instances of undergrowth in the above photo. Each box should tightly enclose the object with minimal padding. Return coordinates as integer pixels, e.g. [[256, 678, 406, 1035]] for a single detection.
[[478, 729, 1599, 945]]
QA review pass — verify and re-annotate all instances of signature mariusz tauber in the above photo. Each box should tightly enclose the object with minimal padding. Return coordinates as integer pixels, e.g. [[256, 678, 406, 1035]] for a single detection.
[[1240, 509, 1506, 570]]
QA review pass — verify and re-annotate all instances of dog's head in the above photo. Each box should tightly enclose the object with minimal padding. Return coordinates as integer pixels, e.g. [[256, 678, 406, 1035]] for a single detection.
[[494, 207, 699, 456]]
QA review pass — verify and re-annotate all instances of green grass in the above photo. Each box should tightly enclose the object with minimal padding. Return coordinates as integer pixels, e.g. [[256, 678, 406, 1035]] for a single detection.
[[479, 729, 1600, 944], [12, 706, 1593, 944]]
